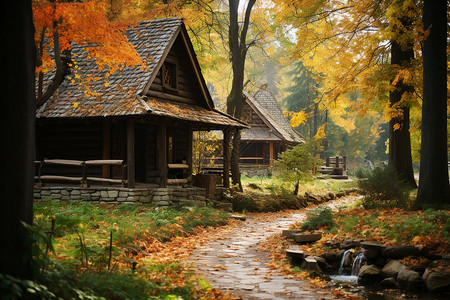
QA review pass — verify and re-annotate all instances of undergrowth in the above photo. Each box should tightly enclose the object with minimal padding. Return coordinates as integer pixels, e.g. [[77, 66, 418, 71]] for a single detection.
[[7, 200, 233, 299]]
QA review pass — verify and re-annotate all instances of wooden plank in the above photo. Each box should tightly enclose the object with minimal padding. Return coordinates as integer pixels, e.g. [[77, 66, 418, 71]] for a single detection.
[[85, 159, 124, 165], [40, 175, 83, 182], [44, 159, 84, 166], [167, 163, 189, 169], [86, 177, 126, 184], [167, 178, 188, 185], [146, 89, 196, 104]]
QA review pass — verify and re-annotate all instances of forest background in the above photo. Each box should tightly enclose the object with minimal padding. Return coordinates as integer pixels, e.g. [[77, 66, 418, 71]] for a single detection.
[[32, 0, 450, 171]]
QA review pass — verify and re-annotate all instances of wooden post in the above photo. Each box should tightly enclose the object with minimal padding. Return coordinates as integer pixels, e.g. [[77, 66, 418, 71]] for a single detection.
[[127, 119, 135, 188], [223, 128, 231, 188], [269, 141, 274, 167], [326, 157, 330, 167], [335, 156, 340, 168], [102, 119, 111, 180], [159, 119, 167, 188], [187, 125, 193, 178], [343, 156, 347, 171]]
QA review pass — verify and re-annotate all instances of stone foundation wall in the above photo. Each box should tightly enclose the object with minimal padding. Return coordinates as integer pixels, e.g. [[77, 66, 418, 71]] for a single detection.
[[34, 186, 207, 207], [240, 166, 272, 178]]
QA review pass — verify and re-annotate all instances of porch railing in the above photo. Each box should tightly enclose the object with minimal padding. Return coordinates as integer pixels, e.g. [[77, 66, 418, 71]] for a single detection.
[[35, 159, 128, 187]]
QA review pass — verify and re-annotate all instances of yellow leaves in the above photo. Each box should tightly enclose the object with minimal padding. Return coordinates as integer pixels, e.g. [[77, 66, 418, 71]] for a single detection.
[[289, 111, 307, 128], [73, 102, 78, 108], [313, 124, 326, 141]]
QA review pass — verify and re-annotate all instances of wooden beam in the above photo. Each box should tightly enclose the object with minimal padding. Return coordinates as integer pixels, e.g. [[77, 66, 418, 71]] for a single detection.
[[102, 119, 111, 180], [223, 128, 231, 188], [187, 125, 193, 177], [127, 119, 135, 188], [269, 141, 274, 167], [159, 119, 167, 188]]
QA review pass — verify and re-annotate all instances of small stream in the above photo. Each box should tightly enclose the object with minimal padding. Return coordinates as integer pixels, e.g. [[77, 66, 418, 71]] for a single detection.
[[327, 251, 448, 300]]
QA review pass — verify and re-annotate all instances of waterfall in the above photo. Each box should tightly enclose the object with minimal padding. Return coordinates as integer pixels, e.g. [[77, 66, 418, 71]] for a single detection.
[[338, 249, 351, 274], [351, 253, 364, 276]]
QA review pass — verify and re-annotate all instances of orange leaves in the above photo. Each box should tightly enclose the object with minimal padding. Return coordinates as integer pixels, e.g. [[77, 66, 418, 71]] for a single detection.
[[33, 0, 143, 77]]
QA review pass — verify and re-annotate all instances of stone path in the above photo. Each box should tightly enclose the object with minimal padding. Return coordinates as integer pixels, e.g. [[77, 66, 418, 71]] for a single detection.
[[191, 199, 353, 299]]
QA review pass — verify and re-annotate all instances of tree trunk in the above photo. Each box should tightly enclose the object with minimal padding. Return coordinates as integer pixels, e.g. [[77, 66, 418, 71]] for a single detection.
[[226, 0, 255, 190], [416, 0, 449, 207], [388, 38, 416, 188], [0, 0, 35, 278]]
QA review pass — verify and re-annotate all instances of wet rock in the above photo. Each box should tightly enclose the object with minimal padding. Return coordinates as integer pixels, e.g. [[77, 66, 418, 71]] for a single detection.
[[382, 245, 421, 259], [381, 260, 404, 279], [301, 256, 323, 274], [281, 229, 302, 238], [342, 239, 361, 250], [285, 248, 304, 259], [230, 214, 246, 221], [397, 266, 422, 290], [358, 264, 382, 285], [361, 241, 383, 259], [425, 272, 450, 292], [311, 255, 328, 270], [321, 252, 338, 264], [292, 232, 322, 243], [380, 277, 397, 288], [328, 192, 336, 200]]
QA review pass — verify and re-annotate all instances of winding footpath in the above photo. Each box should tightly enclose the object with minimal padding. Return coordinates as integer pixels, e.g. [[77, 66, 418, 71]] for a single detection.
[[191, 198, 355, 299]]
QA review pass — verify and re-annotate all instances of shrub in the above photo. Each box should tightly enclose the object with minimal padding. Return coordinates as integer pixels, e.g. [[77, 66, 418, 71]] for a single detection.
[[358, 166, 411, 209], [301, 206, 335, 230]]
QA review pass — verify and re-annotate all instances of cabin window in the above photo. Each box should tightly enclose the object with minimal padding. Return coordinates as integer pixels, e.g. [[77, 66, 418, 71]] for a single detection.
[[162, 62, 177, 90]]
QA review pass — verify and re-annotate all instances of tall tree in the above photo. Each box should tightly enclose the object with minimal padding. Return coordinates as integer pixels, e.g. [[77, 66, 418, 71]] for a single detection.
[[0, 0, 35, 278], [272, 0, 421, 177], [226, 0, 256, 190], [388, 5, 416, 187], [283, 61, 320, 139], [416, 0, 449, 207]]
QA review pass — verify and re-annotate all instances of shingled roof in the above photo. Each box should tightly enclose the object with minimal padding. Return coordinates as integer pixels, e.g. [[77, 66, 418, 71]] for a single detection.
[[242, 85, 304, 143], [36, 18, 246, 129]]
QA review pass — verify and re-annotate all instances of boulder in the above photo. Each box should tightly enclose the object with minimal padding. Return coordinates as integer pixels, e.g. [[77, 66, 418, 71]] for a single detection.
[[311, 255, 328, 270], [292, 232, 322, 243], [425, 272, 450, 292], [358, 264, 382, 285], [301, 256, 323, 275], [381, 260, 404, 279], [285, 248, 304, 259], [321, 252, 338, 264], [361, 241, 383, 259], [397, 266, 422, 290], [281, 229, 302, 239], [380, 277, 397, 288], [342, 239, 361, 250], [382, 246, 421, 259]]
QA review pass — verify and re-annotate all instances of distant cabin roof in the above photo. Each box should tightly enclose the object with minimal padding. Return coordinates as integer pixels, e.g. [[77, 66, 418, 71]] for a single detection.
[[243, 85, 304, 143], [36, 18, 246, 129]]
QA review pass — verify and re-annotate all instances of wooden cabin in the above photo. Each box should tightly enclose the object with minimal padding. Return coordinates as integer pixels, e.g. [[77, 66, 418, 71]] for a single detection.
[[240, 85, 304, 169], [36, 18, 246, 189]]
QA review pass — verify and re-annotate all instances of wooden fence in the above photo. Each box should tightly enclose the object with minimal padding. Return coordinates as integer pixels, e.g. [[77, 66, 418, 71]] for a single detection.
[[35, 159, 127, 187]]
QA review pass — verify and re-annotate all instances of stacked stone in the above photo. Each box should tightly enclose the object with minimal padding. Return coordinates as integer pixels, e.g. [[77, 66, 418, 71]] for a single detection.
[[34, 186, 207, 207]]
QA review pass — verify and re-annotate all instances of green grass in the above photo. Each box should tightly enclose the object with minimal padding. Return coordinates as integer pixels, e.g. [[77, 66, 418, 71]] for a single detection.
[[241, 175, 357, 195], [27, 200, 231, 299]]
